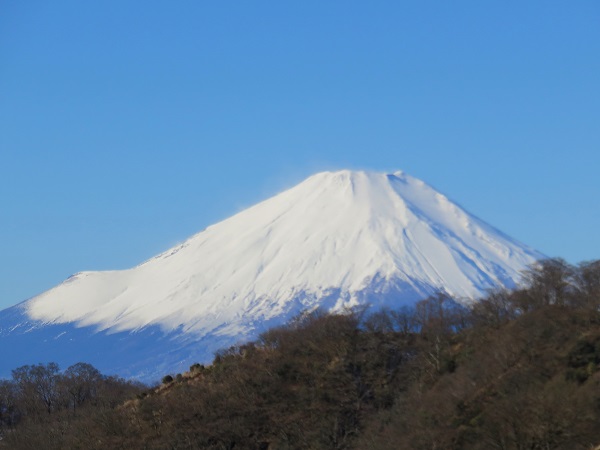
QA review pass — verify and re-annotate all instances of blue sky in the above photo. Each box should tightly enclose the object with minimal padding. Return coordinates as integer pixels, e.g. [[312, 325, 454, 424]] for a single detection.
[[1, 1, 599, 309]]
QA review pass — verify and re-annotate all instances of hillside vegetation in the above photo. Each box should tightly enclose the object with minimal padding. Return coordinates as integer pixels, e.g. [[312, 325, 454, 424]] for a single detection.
[[1, 258, 600, 449]]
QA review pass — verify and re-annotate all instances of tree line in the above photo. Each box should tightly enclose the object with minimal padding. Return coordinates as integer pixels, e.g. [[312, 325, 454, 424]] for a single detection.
[[1, 258, 600, 449], [0, 362, 144, 446]]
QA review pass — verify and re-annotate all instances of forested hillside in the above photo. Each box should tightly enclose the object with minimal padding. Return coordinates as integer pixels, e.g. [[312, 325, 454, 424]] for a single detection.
[[2, 259, 600, 449]]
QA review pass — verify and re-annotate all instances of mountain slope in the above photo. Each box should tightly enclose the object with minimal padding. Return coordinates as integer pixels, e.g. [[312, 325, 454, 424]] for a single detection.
[[0, 170, 542, 381]]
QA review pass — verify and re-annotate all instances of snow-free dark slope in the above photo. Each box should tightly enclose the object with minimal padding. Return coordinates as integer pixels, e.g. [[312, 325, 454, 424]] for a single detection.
[[0, 170, 543, 382]]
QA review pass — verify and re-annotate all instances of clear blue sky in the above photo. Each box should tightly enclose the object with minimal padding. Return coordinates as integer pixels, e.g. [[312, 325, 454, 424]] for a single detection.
[[1, 1, 599, 310]]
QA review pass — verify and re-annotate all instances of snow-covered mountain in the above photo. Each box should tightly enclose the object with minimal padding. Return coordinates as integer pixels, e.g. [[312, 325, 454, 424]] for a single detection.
[[0, 170, 542, 382]]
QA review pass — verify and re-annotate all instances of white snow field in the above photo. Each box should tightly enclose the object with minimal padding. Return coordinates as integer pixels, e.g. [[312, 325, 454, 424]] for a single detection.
[[0, 170, 542, 382]]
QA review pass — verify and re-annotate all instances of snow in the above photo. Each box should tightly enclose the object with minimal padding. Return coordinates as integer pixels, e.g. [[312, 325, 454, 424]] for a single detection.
[[0, 169, 543, 382], [26, 170, 541, 334]]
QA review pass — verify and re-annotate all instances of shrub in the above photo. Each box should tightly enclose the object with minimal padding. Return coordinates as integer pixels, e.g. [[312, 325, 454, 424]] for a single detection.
[[189, 363, 204, 373]]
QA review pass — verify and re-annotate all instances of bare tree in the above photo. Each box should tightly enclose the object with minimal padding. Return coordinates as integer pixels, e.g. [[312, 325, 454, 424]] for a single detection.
[[521, 258, 575, 308], [11, 363, 61, 415], [62, 362, 102, 412]]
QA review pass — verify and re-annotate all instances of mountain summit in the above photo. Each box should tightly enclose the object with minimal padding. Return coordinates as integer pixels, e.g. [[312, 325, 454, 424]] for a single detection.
[[0, 170, 542, 381]]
